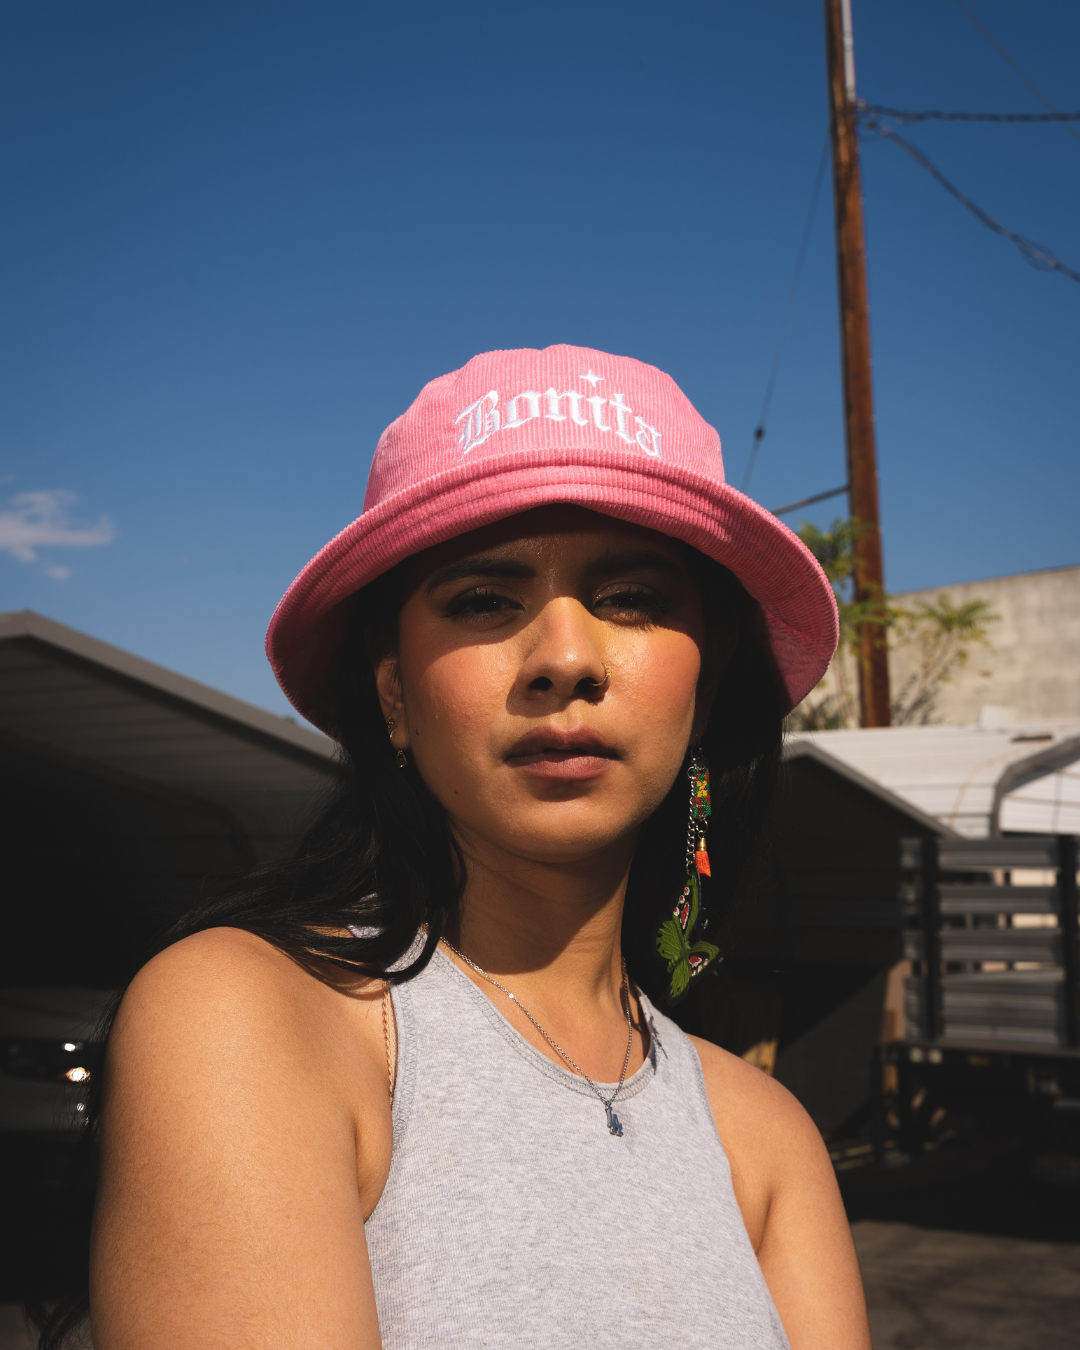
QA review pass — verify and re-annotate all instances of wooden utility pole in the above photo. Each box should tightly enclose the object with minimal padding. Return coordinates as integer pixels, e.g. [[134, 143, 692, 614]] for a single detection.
[[825, 0, 891, 727]]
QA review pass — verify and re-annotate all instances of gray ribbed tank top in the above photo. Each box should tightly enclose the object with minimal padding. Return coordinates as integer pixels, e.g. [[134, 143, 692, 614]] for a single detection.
[[365, 948, 790, 1349]]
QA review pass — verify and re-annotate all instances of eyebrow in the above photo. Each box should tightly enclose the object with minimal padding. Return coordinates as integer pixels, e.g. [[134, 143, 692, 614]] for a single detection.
[[425, 547, 687, 594], [582, 549, 687, 581], [425, 557, 536, 594]]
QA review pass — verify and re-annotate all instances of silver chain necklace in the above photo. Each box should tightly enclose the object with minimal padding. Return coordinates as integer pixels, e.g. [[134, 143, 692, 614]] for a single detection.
[[441, 940, 635, 1137]]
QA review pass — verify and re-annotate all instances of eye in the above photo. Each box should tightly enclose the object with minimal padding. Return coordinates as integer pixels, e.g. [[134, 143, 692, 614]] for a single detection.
[[442, 587, 523, 620], [594, 585, 667, 618]]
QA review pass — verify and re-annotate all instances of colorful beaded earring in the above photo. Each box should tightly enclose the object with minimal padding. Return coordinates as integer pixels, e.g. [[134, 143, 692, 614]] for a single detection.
[[655, 748, 721, 1005]]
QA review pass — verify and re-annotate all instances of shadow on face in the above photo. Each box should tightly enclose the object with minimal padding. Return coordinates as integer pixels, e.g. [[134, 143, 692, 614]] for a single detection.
[[372, 506, 737, 868]]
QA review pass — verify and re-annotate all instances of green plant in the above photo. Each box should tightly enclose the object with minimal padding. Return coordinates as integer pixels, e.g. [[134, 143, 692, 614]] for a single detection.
[[889, 594, 997, 725], [787, 518, 997, 729]]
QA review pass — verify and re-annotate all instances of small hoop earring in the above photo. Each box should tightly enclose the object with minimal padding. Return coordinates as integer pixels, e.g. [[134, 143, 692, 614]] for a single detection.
[[386, 716, 408, 769], [586, 664, 610, 692]]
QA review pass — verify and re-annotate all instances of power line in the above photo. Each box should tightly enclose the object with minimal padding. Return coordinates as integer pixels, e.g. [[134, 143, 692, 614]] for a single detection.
[[740, 137, 829, 495], [770, 485, 849, 518], [951, 0, 1080, 153], [861, 114, 1080, 287], [860, 102, 1080, 126]]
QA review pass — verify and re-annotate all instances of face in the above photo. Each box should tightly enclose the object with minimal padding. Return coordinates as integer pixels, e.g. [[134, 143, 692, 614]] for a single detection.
[[374, 506, 734, 870]]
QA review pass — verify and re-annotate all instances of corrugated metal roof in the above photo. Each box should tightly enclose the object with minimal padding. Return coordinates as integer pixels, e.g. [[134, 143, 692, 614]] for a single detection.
[[999, 750, 1080, 835], [789, 721, 1080, 837], [0, 610, 338, 858], [1000, 771, 1080, 834], [782, 740, 956, 837]]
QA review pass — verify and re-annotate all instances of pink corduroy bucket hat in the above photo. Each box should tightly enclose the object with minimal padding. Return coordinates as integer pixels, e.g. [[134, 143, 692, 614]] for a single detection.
[[267, 345, 838, 735]]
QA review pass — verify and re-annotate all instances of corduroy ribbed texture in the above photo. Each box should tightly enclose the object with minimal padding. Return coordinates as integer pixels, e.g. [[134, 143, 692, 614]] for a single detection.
[[267, 345, 838, 734]]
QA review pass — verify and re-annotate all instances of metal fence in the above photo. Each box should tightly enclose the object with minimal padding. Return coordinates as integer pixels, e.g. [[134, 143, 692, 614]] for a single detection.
[[900, 835, 1080, 1049]]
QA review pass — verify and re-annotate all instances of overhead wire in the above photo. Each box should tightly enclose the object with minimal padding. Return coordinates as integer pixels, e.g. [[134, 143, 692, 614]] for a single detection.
[[950, 0, 1080, 152], [860, 103, 1080, 126], [860, 7, 1080, 290], [755, 8, 1078, 512], [740, 136, 829, 495], [860, 113, 1080, 286], [770, 485, 849, 518]]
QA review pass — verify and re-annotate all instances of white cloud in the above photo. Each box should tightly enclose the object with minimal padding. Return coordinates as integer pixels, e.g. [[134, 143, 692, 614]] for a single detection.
[[0, 490, 115, 564], [44, 564, 73, 580]]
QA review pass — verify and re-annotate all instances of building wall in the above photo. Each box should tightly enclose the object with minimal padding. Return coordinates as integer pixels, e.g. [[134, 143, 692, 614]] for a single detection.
[[888, 563, 1080, 725], [674, 753, 939, 1133], [805, 563, 1080, 727]]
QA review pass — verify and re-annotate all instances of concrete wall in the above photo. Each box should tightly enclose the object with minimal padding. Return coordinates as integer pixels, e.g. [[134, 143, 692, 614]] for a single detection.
[[804, 563, 1080, 727], [888, 564, 1080, 725]]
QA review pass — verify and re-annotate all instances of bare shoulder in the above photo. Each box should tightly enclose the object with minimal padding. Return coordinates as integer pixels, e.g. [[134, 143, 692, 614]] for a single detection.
[[686, 1034, 828, 1166], [93, 929, 389, 1347], [686, 1034, 834, 1217], [115, 926, 348, 1047], [106, 926, 393, 1189], [687, 1036, 871, 1350], [121, 924, 330, 1009]]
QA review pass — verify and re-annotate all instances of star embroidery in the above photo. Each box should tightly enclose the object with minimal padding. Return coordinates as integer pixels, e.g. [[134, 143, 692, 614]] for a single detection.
[[582, 369, 604, 388]]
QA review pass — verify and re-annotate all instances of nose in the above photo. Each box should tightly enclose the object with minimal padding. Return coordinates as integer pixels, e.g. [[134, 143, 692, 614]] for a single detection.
[[514, 597, 610, 702]]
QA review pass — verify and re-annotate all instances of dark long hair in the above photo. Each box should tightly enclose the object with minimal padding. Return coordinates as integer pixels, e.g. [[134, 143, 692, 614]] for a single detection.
[[30, 548, 784, 1348]]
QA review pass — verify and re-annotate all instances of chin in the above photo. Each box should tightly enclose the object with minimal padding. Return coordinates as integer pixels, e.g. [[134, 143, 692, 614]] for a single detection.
[[501, 806, 644, 862]]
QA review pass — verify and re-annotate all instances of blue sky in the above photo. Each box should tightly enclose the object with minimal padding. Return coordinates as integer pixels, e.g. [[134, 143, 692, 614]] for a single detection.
[[2, 0, 1077, 720]]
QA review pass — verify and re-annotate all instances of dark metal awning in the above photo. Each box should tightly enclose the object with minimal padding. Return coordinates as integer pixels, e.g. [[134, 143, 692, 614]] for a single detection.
[[0, 610, 338, 861]]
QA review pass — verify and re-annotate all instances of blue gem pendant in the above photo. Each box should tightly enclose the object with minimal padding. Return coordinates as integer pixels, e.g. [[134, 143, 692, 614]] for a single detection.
[[605, 1103, 624, 1137]]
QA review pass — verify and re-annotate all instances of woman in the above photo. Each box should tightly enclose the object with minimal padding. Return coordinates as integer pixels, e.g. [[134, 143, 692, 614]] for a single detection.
[[67, 347, 867, 1348]]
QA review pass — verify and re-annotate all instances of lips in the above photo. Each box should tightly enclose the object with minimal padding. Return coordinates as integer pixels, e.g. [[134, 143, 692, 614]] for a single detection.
[[505, 727, 618, 781]]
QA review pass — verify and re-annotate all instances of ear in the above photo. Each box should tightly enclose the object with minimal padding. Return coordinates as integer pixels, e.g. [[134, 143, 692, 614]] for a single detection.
[[374, 653, 410, 752], [691, 619, 738, 741]]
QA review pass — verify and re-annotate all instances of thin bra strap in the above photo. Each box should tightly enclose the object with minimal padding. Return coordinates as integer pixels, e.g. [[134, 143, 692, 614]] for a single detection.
[[382, 981, 397, 1100]]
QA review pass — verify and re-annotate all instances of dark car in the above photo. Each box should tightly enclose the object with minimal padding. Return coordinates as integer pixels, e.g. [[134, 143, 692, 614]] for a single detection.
[[0, 987, 113, 1310]]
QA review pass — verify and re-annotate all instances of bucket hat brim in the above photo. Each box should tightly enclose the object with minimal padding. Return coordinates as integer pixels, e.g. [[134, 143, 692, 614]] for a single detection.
[[267, 445, 838, 737]]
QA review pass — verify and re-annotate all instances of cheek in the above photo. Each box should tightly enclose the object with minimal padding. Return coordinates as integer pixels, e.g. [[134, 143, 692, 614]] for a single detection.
[[401, 641, 511, 755], [616, 629, 702, 764], [394, 608, 705, 851], [618, 629, 701, 700]]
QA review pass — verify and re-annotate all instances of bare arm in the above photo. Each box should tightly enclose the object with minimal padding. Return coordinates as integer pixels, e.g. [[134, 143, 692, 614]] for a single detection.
[[91, 928, 391, 1350], [689, 1037, 872, 1350]]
